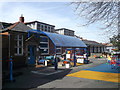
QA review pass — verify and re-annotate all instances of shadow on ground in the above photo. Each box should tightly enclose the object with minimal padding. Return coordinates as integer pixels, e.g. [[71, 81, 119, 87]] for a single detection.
[[2, 66, 72, 89]]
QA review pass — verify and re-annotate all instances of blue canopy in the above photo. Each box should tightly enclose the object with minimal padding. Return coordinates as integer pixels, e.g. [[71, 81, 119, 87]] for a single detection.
[[27, 29, 87, 48], [44, 32, 87, 47]]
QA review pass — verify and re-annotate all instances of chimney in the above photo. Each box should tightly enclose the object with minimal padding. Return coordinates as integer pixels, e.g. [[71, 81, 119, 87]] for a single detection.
[[19, 14, 24, 23]]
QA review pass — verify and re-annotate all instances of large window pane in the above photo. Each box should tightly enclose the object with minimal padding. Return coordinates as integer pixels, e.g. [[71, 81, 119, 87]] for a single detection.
[[56, 48, 61, 54], [40, 37, 48, 42], [40, 49, 48, 54], [40, 43, 48, 48], [19, 35, 23, 40], [14, 35, 18, 40], [19, 48, 22, 54], [19, 41, 22, 46], [37, 24, 40, 30]]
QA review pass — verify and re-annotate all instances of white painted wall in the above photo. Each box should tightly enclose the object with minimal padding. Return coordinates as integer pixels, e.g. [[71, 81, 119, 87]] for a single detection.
[[106, 46, 116, 53]]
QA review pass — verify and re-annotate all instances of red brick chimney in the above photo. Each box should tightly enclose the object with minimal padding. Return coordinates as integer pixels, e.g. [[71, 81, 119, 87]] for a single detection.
[[19, 14, 24, 23]]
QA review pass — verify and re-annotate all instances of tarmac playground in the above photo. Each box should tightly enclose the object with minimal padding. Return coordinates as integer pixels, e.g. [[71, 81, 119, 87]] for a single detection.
[[67, 63, 120, 83]]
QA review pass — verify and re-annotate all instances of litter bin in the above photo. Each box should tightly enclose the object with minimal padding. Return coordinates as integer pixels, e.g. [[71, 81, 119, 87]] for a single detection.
[[65, 63, 70, 68], [84, 59, 89, 64], [45, 60, 47, 66]]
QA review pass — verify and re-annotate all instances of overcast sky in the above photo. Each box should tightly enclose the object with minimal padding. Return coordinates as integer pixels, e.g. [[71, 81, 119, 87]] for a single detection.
[[0, 1, 111, 43]]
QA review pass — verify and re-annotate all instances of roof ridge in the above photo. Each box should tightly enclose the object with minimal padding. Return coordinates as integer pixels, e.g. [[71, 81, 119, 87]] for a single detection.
[[25, 21, 55, 27], [7, 22, 20, 30]]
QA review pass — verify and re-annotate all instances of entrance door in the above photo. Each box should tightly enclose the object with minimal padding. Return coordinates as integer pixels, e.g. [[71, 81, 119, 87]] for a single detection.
[[28, 45, 36, 64]]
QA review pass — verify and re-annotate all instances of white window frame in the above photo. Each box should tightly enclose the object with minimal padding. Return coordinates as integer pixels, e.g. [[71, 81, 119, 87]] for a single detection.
[[90, 47, 93, 53], [14, 34, 23, 56], [39, 36, 49, 55]]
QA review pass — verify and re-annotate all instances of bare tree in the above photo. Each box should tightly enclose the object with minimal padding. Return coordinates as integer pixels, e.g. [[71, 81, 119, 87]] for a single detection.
[[110, 34, 120, 49], [71, 0, 119, 35]]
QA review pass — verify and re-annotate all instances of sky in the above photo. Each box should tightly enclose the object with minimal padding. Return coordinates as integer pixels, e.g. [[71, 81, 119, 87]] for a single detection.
[[0, 1, 111, 43]]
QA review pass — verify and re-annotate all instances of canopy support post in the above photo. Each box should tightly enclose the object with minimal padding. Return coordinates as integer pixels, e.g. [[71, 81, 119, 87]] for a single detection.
[[73, 48, 76, 67], [54, 47, 58, 70]]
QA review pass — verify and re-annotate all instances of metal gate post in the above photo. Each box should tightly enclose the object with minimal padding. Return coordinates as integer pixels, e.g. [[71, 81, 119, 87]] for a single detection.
[[73, 48, 76, 67], [9, 56, 13, 81], [54, 54, 58, 70]]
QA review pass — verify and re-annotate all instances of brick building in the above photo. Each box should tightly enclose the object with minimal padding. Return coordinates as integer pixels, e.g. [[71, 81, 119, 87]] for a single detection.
[[1, 16, 87, 69]]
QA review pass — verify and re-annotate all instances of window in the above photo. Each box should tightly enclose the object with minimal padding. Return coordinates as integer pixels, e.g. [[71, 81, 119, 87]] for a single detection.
[[100, 47, 102, 53], [45, 29, 47, 31], [37, 23, 40, 30], [106, 49, 109, 52], [40, 36, 48, 42], [40, 43, 48, 48], [51, 27, 54, 32], [48, 27, 50, 32], [90, 47, 93, 53], [45, 26, 47, 29], [41, 25, 43, 29], [39, 36, 49, 55], [56, 47, 61, 54], [93, 46, 94, 53], [15, 34, 23, 55], [51, 27, 53, 30], [40, 48, 48, 54]]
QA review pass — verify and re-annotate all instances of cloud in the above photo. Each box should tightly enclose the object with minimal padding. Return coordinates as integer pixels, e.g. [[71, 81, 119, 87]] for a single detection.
[[0, 0, 73, 2], [0, 2, 109, 43], [0, 2, 71, 24]]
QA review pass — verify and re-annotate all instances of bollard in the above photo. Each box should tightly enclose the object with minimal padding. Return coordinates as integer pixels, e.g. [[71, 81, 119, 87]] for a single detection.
[[9, 56, 15, 82], [73, 48, 76, 67], [9, 56, 13, 82], [54, 56, 58, 70]]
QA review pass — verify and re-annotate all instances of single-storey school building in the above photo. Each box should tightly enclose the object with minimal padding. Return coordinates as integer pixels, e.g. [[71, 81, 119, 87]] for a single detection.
[[1, 20, 87, 70]]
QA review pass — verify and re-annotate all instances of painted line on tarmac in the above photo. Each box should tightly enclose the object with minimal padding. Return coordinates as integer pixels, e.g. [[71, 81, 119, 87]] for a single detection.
[[67, 70, 120, 83], [31, 70, 63, 75]]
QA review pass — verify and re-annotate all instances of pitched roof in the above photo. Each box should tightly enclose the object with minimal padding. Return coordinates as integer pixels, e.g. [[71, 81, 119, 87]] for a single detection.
[[0, 32, 9, 35], [0, 22, 13, 30], [7, 22, 32, 32], [103, 43, 113, 46], [82, 39, 104, 46]]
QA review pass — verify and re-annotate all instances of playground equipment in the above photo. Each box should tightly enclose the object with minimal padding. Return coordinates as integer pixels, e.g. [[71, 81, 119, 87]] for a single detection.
[[107, 53, 120, 69]]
